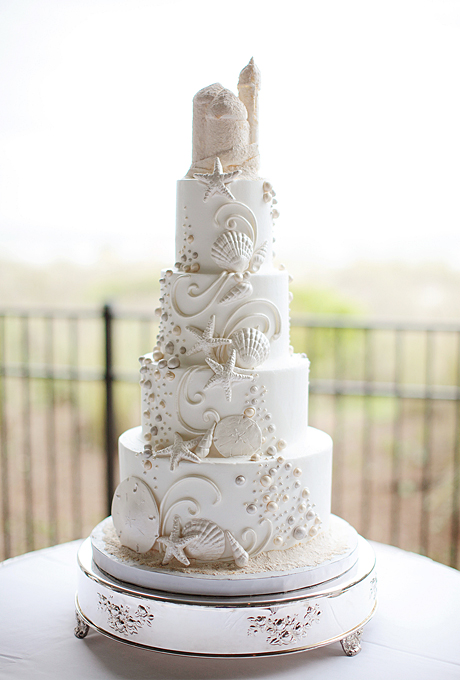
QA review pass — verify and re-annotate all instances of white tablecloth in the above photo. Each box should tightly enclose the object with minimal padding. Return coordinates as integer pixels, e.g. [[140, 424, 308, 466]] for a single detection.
[[0, 540, 459, 679]]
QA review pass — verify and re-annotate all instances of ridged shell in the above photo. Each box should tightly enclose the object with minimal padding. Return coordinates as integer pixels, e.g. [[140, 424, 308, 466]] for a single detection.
[[230, 328, 270, 368], [249, 240, 268, 273], [225, 530, 249, 568], [183, 519, 226, 560], [219, 281, 253, 305], [214, 414, 262, 457], [211, 231, 253, 272]]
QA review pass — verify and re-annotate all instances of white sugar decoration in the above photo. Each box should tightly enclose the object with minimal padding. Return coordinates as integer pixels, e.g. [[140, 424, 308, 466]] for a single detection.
[[186, 314, 232, 359], [112, 476, 159, 554], [194, 157, 241, 202], [204, 350, 254, 402], [213, 414, 262, 458]]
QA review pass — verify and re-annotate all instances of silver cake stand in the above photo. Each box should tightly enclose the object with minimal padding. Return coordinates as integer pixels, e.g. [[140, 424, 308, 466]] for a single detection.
[[75, 533, 377, 657]]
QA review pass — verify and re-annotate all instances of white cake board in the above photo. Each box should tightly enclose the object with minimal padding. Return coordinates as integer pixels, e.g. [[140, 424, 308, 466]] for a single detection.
[[91, 515, 359, 596], [75, 534, 377, 657]]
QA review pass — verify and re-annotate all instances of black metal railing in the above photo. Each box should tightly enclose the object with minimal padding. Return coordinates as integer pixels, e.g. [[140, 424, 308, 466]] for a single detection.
[[0, 306, 459, 569]]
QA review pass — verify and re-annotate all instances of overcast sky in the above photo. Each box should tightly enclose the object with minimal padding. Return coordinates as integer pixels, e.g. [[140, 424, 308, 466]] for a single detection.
[[1, 0, 459, 272]]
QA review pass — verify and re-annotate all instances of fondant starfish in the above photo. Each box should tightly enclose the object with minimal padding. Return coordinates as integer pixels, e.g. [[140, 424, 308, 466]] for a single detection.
[[193, 157, 241, 202], [186, 315, 232, 359], [156, 515, 199, 566], [204, 349, 254, 402], [155, 432, 203, 471]]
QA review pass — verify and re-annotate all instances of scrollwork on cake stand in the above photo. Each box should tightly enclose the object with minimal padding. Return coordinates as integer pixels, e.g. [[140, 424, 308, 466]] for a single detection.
[[340, 628, 363, 656]]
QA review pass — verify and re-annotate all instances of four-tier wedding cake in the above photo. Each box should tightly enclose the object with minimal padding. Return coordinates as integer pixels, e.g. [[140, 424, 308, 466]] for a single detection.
[[77, 61, 377, 656]]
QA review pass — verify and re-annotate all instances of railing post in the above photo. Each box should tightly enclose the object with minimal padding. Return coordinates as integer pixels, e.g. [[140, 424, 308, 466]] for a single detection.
[[103, 304, 116, 517]]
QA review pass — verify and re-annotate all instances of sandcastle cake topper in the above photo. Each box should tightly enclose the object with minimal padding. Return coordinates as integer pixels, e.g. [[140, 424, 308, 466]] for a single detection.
[[187, 57, 261, 179]]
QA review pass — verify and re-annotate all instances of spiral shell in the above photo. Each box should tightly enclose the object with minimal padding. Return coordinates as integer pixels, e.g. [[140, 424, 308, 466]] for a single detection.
[[211, 231, 253, 272], [214, 414, 262, 457], [194, 423, 215, 459], [183, 519, 226, 560], [249, 240, 268, 273], [230, 328, 270, 368], [225, 530, 249, 568], [219, 281, 253, 305]]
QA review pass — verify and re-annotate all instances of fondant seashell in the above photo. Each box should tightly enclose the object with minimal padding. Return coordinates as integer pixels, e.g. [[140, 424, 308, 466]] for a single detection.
[[230, 328, 270, 369], [211, 231, 253, 272], [183, 519, 226, 560], [249, 240, 268, 273], [225, 530, 249, 568], [219, 281, 253, 305], [195, 423, 215, 459], [111, 477, 159, 553], [214, 414, 262, 457]]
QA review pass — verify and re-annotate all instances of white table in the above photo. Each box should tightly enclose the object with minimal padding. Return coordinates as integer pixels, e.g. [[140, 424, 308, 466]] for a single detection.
[[0, 540, 459, 679]]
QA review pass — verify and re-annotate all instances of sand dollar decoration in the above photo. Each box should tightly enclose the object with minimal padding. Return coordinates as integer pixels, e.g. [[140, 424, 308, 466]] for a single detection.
[[214, 414, 262, 458], [230, 328, 270, 369], [183, 519, 226, 560], [112, 476, 159, 553]]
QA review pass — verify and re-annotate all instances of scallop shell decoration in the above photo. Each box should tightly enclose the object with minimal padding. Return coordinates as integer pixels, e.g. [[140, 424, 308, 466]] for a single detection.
[[214, 414, 262, 458], [230, 328, 270, 369], [111, 476, 159, 553], [211, 231, 253, 273], [219, 281, 253, 305], [183, 519, 226, 561]]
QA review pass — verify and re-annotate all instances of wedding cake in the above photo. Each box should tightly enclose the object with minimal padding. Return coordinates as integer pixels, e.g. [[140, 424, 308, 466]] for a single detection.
[[76, 61, 376, 656]]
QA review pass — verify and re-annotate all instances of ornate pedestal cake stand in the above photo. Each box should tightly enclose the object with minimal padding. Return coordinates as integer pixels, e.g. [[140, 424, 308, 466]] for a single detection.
[[75, 520, 377, 657]]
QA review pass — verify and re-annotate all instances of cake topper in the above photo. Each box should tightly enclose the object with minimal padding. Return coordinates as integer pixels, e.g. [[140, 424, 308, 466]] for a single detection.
[[187, 59, 261, 179]]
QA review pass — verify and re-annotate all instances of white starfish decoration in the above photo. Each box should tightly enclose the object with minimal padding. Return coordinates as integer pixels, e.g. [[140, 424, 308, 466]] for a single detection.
[[156, 515, 199, 566], [204, 349, 254, 402], [186, 315, 232, 359], [193, 157, 241, 202], [155, 433, 203, 471]]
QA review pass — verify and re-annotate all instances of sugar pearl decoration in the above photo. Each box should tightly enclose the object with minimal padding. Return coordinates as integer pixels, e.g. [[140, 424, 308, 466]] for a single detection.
[[173, 326, 181, 336], [277, 439, 286, 450], [165, 341, 175, 354], [151, 426, 158, 436], [190, 263, 200, 273], [293, 526, 307, 540], [246, 504, 257, 514], [309, 526, 319, 537], [267, 446, 277, 456], [250, 385, 258, 394], [154, 370, 161, 381], [144, 460, 152, 470], [285, 463, 292, 471], [161, 313, 168, 322], [268, 424, 276, 434], [263, 494, 270, 503], [288, 516, 295, 525], [244, 407, 255, 418], [155, 308, 161, 317], [306, 509, 316, 520], [302, 488, 310, 499], [261, 475, 272, 487], [293, 467, 302, 477], [298, 503, 307, 513], [267, 501, 278, 512], [235, 475, 246, 486], [167, 357, 180, 369], [144, 432, 151, 441], [166, 371, 175, 381], [273, 536, 283, 547], [155, 414, 162, 422], [158, 359, 167, 369]]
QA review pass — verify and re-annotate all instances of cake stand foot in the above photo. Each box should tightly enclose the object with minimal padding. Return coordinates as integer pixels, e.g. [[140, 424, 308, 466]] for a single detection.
[[340, 628, 363, 656], [74, 609, 90, 639]]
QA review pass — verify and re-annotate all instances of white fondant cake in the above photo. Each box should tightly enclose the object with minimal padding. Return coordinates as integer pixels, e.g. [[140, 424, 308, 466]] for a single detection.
[[109, 60, 336, 574]]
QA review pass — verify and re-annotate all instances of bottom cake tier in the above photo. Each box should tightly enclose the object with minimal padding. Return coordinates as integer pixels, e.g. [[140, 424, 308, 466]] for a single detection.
[[116, 426, 333, 562]]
